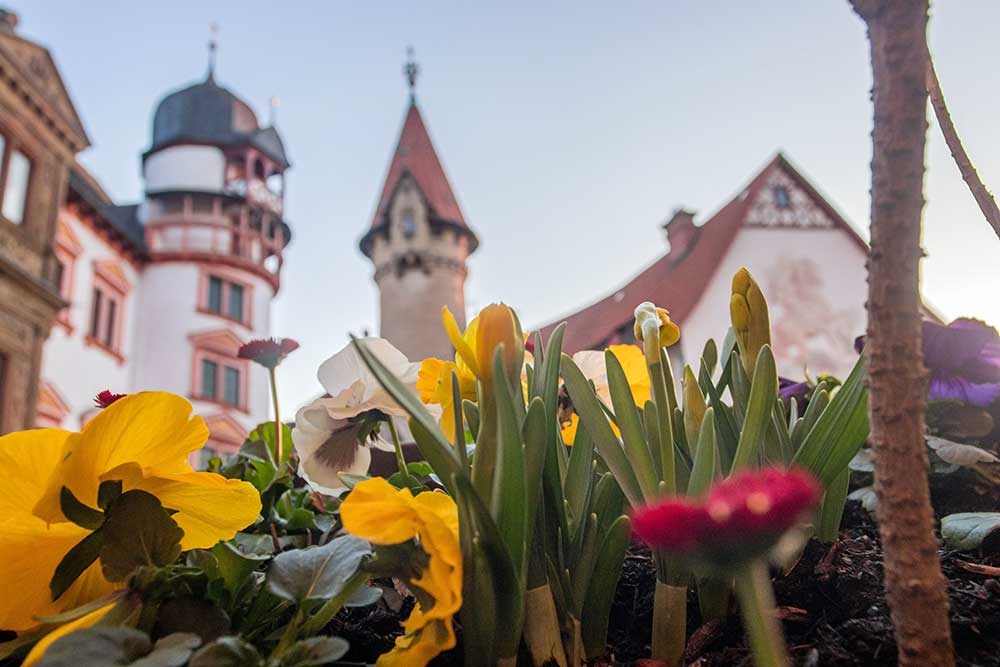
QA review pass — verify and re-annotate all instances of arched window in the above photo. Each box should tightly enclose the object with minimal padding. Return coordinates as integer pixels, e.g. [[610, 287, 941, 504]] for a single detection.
[[253, 158, 266, 180]]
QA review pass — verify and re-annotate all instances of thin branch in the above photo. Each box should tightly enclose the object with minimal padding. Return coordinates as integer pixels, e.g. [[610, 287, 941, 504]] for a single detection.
[[926, 53, 1000, 240]]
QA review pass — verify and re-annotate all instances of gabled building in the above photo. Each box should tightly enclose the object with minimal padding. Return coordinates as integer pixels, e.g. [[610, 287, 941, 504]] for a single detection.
[[537, 153, 879, 380]]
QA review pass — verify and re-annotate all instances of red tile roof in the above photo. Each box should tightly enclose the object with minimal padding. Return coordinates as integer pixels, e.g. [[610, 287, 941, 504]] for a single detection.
[[536, 153, 870, 353], [371, 103, 468, 228]]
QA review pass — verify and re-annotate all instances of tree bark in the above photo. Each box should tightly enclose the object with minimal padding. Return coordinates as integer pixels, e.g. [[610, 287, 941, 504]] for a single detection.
[[926, 54, 1000, 240], [850, 1, 956, 665]]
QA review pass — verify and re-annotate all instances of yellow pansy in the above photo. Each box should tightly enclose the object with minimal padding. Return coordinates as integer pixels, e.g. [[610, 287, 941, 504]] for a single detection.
[[416, 357, 477, 443], [0, 392, 261, 634], [341, 477, 461, 667]]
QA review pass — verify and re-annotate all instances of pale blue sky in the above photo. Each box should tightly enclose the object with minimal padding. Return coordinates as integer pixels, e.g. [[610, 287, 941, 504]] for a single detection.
[[19, 1, 1000, 413]]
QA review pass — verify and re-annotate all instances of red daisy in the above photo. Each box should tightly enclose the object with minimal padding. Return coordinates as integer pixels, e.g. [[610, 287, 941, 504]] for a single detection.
[[94, 390, 127, 408], [237, 338, 300, 369], [631, 467, 820, 567]]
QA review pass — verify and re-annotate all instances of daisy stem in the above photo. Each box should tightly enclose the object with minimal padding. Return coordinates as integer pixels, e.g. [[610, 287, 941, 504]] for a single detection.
[[734, 560, 789, 667], [269, 367, 283, 464], [387, 416, 410, 480]]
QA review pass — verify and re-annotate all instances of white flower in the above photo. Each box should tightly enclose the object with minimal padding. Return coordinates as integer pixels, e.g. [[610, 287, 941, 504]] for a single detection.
[[316, 338, 420, 419], [292, 398, 393, 495]]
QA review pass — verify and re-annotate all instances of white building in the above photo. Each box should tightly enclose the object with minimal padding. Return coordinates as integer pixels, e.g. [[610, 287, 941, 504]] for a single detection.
[[38, 69, 291, 458]]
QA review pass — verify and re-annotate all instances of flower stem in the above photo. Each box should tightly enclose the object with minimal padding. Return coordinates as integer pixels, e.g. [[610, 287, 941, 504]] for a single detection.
[[387, 416, 410, 480], [268, 367, 283, 463], [734, 560, 789, 667], [300, 567, 370, 636], [651, 580, 687, 667]]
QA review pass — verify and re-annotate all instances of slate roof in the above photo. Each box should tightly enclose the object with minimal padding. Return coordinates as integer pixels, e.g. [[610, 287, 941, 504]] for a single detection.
[[360, 102, 476, 256], [536, 154, 870, 353], [67, 167, 146, 254], [148, 76, 290, 167]]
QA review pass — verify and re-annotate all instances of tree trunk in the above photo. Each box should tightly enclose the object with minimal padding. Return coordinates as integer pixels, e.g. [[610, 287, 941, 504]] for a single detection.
[[850, 1, 955, 665]]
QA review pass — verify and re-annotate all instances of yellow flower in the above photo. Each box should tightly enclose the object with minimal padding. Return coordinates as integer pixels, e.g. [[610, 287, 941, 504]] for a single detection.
[[443, 304, 522, 386], [632, 302, 681, 351], [0, 392, 261, 633], [341, 478, 461, 667], [730, 267, 771, 375], [416, 357, 477, 443]]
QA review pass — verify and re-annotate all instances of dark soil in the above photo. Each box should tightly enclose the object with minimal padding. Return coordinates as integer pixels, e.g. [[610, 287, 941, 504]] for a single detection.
[[339, 477, 1000, 666]]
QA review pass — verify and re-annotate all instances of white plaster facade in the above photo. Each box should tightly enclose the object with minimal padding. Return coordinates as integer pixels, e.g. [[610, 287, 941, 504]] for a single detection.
[[143, 145, 226, 193]]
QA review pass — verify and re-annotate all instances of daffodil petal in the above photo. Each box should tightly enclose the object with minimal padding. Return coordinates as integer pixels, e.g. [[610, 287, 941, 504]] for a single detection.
[[22, 602, 116, 666], [34, 393, 208, 523], [442, 307, 480, 378]]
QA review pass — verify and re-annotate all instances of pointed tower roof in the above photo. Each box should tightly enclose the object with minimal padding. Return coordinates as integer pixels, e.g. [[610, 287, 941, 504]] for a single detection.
[[360, 102, 478, 257]]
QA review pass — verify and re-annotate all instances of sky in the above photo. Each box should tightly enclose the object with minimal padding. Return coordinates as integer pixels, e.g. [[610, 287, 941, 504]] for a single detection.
[[18, 1, 1000, 415]]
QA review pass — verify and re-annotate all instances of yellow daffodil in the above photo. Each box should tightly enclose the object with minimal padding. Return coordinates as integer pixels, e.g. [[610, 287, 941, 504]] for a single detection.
[[0, 392, 261, 635], [415, 357, 477, 442], [633, 302, 681, 352], [730, 267, 771, 375], [561, 344, 648, 445], [443, 304, 522, 387], [341, 478, 461, 667]]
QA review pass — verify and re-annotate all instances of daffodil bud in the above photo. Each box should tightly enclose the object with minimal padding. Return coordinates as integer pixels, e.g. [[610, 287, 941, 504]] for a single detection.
[[633, 302, 681, 363], [475, 303, 522, 386], [730, 268, 771, 375], [682, 365, 707, 448]]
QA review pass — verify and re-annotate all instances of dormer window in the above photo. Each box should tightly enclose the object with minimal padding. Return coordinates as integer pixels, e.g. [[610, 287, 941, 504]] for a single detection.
[[773, 186, 791, 210], [401, 211, 416, 239]]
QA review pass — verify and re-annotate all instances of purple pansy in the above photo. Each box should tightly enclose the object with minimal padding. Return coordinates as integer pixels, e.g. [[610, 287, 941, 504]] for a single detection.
[[856, 319, 1000, 406], [779, 378, 811, 408]]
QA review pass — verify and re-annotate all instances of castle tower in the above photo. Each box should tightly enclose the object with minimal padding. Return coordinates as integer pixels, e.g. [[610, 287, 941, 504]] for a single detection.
[[130, 46, 291, 452], [359, 53, 478, 361]]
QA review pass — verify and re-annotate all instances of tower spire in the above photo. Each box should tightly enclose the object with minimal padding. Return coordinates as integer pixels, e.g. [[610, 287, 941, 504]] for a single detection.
[[269, 97, 279, 126], [403, 45, 419, 104], [206, 22, 219, 81]]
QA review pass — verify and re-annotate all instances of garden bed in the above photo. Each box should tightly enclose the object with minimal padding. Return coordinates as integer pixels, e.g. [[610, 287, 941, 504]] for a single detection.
[[333, 493, 1000, 667]]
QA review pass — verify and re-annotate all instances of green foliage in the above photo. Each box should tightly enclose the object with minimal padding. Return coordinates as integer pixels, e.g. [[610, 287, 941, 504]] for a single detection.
[[100, 491, 185, 581], [940, 512, 1000, 550], [266, 536, 372, 604], [35, 628, 199, 667]]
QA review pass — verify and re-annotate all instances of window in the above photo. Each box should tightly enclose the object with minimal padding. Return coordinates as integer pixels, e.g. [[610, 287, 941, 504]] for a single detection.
[[86, 263, 130, 359], [201, 359, 218, 399], [104, 300, 117, 347], [0, 132, 32, 225], [201, 271, 251, 325], [401, 211, 416, 239], [53, 221, 83, 330], [197, 356, 244, 408], [89, 288, 103, 339], [53, 259, 65, 295], [773, 186, 791, 210]]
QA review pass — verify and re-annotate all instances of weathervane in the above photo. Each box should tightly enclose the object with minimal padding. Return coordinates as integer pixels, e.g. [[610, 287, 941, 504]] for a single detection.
[[404, 45, 419, 103], [269, 97, 280, 125], [207, 22, 219, 79]]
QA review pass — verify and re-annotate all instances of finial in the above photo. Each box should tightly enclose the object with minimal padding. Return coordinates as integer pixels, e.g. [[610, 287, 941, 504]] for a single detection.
[[207, 22, 219, 80], [269, 97, 279, 125], [403, 45, 419, 103]]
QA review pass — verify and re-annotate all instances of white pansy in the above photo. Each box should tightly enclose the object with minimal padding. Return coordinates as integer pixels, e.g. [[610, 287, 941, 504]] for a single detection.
[[316, 338, 420, 419]]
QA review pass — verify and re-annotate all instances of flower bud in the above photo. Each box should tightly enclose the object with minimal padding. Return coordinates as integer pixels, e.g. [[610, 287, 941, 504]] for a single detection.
[[730, 268, 771, 375], [633, 302, 681, 349], [475, 303, 522, 386]]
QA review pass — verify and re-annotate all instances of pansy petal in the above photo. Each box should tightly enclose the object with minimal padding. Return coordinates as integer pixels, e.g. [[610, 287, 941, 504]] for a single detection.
[[0, 520, 115, 631], [930, 376, 1000, 407], [34, 393, 208, 522], [126, 472, 261, 549], [0, 428, 73, 517], [340, 478, 422, 544]]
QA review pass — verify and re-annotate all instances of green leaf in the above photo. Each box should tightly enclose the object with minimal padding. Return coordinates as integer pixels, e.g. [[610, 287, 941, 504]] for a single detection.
[[132, 633, 202, 667], [564, 421, 595, 530], [815, 467, 850, 543], [280, 636, 350, 666], [60, 486, 105, 530], [99, 490, 184, 581], [98, 480, 123, 510], [189, 636, 262, 667], [142, 601, 222, 650], [699, 364, 739, 471], [792, 354, 869, 486], [34, 627, 151, 667], [50, 528, 105, 600], [700, 338, 718, 380], [491, 353, 529, 575], [687, 408, 717, 498], [561, 354, 643, 507], [210, 542, 267, 592], [581, 515, 630, 659], [730, 345, 777, 472], [926, 436, 999, 466], [606, 349, 658, 501], [248, 421, 294, 465], [266, 534, 371, 603], [941, 512, 1000, 551]]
